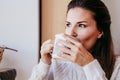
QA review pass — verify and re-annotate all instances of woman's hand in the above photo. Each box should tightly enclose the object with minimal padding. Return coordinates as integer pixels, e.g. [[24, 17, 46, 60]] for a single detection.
[[57, 34, 94, 66], [40, 39, 54, 65]]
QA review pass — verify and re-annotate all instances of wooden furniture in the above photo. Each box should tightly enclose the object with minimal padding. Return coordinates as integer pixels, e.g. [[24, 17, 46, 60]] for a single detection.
[[0, 48, 17, 80], [0, 48, 4, 62]]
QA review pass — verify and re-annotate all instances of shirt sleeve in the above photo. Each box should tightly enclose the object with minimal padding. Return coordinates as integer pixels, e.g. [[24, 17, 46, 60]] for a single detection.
[[28, 59, 51, 80], [110, 56, 120, 80], [115, 69, 120, 80], [83, 59, 108, 80]]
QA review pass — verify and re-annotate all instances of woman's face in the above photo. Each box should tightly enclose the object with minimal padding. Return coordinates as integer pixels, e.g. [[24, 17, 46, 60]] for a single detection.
[[65, 7, 102, 50]]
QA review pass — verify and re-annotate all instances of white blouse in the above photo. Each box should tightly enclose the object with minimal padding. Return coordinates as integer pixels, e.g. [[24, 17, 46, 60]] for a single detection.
[[29, 56, 120, 80]]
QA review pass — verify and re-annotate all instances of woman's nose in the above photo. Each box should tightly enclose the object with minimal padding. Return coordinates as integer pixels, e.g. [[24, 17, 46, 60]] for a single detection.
[[67, 27, 77, 37]]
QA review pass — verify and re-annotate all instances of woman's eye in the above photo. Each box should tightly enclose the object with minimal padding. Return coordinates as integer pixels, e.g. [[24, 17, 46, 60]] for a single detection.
[[78, 24, 86, 28], [66, 23, 71, 27]]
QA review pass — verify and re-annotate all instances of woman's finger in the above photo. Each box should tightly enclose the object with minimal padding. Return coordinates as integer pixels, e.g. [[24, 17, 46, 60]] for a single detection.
[[58, 40, 75, 49], [64, 34, 79, 44], [41, 44, 53, 54], [56, 46, 73, 55]]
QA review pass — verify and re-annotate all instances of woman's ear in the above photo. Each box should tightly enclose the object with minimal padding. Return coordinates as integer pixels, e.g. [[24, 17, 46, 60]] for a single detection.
[[97, 31, 103, 39]]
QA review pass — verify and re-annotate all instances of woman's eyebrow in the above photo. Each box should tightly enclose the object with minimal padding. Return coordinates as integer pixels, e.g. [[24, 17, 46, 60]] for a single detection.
[[65, 21, 70, 23], [77, 21, 88, 24], [66, 21, 88, 24]]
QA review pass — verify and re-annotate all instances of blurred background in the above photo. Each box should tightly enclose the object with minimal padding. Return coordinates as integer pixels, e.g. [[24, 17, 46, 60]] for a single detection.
[[0, 0, 39, 80]]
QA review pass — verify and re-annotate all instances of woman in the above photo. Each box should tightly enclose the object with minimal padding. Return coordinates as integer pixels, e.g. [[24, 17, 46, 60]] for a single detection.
[[29, 0, 120, 80]]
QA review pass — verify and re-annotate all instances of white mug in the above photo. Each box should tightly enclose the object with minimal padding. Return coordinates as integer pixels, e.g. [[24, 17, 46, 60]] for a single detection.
[[52, 33, 69, 61]]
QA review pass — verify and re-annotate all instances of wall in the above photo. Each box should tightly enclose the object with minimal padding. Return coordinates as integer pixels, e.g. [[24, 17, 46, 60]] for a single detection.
[[42, 0, 71, 42], [102, 0, 120, 55], [0, 0, 39, 80]]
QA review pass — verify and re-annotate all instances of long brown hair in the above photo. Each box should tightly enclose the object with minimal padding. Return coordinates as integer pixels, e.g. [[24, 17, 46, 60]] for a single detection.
[[67, 0, 116, 79]]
